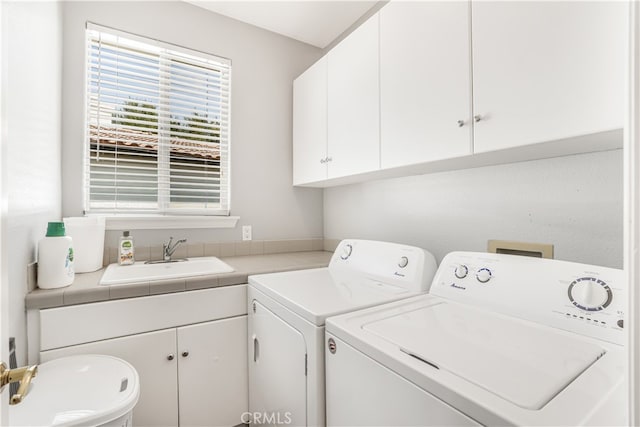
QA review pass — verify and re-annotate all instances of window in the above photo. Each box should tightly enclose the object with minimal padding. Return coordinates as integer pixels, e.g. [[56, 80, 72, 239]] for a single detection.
[[85, 24, 231, 215]]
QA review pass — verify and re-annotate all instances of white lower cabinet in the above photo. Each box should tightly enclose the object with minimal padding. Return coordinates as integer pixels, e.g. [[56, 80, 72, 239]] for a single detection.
[[41, 317, 248, 427], [177, 318, 248, 427], [42, 328, 178, 426]]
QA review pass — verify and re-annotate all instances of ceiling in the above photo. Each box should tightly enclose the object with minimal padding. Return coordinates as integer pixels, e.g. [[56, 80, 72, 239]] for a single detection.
[[185, 1, 379, 49]]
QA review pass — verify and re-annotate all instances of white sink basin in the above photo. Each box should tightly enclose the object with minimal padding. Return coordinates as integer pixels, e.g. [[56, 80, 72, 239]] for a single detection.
[[100, 257, 235, 285]]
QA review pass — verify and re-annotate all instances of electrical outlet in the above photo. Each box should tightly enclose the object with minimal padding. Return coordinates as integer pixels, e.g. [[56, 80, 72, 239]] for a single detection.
[[242, 225, 252, 241]]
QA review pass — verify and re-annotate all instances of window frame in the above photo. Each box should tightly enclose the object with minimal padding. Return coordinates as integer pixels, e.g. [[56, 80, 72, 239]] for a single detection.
[[83, 22, 232, 217]]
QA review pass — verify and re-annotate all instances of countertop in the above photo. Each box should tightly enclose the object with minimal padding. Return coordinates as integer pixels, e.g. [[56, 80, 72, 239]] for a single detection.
[[26, 251, 333, 310]]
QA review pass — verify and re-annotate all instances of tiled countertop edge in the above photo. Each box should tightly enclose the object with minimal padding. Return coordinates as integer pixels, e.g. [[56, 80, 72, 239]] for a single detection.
[[26, 250, 335, 310]]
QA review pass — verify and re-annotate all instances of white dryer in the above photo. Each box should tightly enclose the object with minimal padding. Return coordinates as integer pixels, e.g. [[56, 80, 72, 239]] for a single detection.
[[326, 252, 627, 426], [247, 239, 437, 427]]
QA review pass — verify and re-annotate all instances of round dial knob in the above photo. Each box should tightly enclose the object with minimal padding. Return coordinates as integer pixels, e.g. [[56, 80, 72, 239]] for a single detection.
[[454, 265, 468, 279], [340, 244, 353, 260], [398, 256, 409, 268], [568, 277, 612, 311], [476, 268, 492, 283]]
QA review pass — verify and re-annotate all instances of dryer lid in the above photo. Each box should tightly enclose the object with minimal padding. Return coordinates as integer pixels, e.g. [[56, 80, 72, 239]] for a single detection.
[[363, 301, 605, 410]]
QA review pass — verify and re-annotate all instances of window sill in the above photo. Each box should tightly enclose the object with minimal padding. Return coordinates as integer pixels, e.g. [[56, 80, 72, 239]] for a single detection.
[[101, 215, 240, 230]]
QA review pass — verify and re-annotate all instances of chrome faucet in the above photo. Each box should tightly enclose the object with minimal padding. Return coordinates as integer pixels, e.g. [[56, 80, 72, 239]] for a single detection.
[[164, 237, 187, 262]]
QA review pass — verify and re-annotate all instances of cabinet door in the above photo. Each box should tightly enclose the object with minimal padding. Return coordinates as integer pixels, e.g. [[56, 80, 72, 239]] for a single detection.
[[177, 317, 248, 427], [41, 329, 179, 427], [327, 13, 380, 179], [472, 1, 627, 153], [249, 301, 306, 426], [380, 1, 472, 168], [293, 56, 328, 185]]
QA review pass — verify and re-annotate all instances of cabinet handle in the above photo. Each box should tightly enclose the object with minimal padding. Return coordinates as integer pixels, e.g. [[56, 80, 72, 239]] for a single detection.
[[457, 120, 465, 127], [167, 354, 175, 361], [320, 158, 326, 164], [326, 157, 332, 163], [181, 351, 189, 358], [474, 115, 483, 123], [253, 335, 260, 363]]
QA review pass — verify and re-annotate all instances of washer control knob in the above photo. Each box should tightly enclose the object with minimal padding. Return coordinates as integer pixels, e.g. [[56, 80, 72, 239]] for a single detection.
[[398, 256, 409, 268], [340, 244, 353, 260], [454, 265, 468, 279], [476, 268, 492, 283], [568, 278, 612, 311]]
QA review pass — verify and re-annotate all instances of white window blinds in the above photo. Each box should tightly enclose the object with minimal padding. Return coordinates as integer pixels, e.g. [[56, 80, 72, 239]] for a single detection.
[[85, 24, 231, 215]]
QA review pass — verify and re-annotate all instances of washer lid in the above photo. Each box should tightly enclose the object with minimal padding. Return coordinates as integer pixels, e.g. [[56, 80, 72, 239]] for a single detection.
[[10, 355, 140, 427], [249, 268, 412, 326], [363, 301, 605, 410]]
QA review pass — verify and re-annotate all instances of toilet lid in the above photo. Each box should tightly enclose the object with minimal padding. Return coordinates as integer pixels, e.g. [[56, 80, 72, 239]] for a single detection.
[[10, 354, 140, 427]]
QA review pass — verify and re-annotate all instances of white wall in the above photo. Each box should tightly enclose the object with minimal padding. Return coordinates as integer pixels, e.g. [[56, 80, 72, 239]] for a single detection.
[[325, 149, 623, 268], [0, 2, 7, 421], [2, 1, 63, 364], [61, 1, 324, 245]]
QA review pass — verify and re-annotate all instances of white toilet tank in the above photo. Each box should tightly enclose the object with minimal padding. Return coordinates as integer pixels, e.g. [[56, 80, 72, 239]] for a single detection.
[[10, 354, 140, 427]]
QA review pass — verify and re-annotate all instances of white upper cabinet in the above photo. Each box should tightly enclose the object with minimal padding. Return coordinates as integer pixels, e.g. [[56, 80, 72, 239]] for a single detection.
[[293, 56, 327, 185], [380, 1, 472, 168], [291, 1, 626, 187], [327, 13, 380, 179], [471, 1, 627, 153]]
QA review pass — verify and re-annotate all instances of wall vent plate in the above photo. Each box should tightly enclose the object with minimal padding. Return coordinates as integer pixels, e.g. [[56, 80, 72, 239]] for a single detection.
[[488, 240, 553, 259]]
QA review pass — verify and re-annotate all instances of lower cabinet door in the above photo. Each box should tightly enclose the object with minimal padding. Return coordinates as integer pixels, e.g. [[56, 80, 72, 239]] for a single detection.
[[41, 328, 179, 427], [177, 316, 248, 427]]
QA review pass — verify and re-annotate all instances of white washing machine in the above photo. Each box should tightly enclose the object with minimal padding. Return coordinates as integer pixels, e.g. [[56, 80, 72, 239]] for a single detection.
[[247, 239, 437, 427], [326, 251, 627, 426]]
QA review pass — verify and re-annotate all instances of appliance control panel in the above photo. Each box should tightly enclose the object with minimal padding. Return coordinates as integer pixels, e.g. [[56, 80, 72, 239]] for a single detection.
[[431, 252, 626, 346], [329, 240, 438, 293]]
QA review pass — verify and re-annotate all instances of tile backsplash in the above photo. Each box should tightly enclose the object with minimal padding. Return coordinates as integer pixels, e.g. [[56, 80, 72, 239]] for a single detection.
[[103, 238, 327, 266]]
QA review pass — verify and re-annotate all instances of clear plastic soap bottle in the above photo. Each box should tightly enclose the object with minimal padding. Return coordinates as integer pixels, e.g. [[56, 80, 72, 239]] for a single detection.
[[119, 231, 135, 265]]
